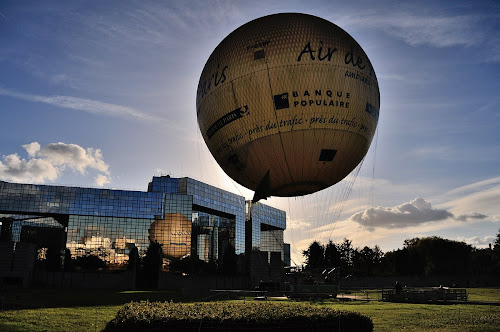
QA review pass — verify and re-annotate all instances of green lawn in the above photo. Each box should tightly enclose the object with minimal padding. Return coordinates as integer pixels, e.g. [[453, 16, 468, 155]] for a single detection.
[[0, 289, 181, 332], [467, 287, 500, 302], [0, 288, 499, 331], [331, 301, 500, 331], [0, 306, 116, 332]]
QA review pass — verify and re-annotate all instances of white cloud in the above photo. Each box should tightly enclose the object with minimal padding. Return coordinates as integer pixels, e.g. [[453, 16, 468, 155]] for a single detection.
[[436, 177, 500, 221], [0, 87, 165, 123], [377, 73, 437, 85], [49, 73, 80, 89], [286, 217, 311, 230], [0, 142, 110, 185], [95, 174, 110, 187], [337, 12, 486, 48], [439, 176, 500, 200], [285, 176, 500, 264], [349, 197, 455, 229], [22, 142, 40, 157], [411, 145, 500, 163], [0, 153, 58, 183], [455, 212, 488, 222], [456, 235, 496, 248], [36, 142, 109, 174], [382, 15, 482, 48], [324, 177, 499, 234]]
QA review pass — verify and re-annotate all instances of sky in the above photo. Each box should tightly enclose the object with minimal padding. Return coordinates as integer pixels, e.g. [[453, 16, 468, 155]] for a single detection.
[[1, 0, 499, 265]]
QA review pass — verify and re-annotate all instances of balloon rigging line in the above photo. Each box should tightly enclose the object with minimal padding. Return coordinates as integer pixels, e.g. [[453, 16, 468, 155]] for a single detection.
[[370, 128, 379, 231]]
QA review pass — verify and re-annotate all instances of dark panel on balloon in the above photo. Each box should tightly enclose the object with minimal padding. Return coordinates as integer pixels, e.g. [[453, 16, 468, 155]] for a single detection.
[[319, 149, 337, 162], [254, 50, 265, 60]]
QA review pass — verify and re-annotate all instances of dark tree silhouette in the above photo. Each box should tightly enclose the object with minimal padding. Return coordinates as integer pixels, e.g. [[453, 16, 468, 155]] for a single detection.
[[302, 233, 499, 280], [324, 240, 341, 268], [45, 246, 62, 271], [384, 237, 473, 276], [222, 243, 238, 275], [140, 241, 163, 288], [337, 238, 354, 275], [73, 254, 106, 272], [303, 239, 384, 276], [494, 228, 500, 251], [353, 245, 383, 276], [128, 246, 139, 271], [63, 248, 73, 272], [492, 229, 500, 272], [302, 241, 324, 268], [169, 255, 216, 275]]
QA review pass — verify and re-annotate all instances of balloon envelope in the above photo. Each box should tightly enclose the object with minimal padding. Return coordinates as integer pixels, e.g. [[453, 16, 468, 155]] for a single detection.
[[149, 213, 191, 258], [197, 13, 379, 198]]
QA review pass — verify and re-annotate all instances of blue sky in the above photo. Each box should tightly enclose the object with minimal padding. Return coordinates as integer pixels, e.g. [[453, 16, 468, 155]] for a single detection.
[[1, 0, 499, 264]]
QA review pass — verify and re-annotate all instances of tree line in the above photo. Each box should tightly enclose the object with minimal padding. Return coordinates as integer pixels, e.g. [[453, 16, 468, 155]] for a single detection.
[[302, 229, 500, 278]]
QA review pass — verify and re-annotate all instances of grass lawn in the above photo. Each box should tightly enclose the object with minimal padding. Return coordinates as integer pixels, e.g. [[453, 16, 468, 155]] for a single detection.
[[0, 288, 499, 331], [0, 306, 117, 332], [332, 301, 500, 331], [0, 289, 180, 332], [467, 287, 500, 302]]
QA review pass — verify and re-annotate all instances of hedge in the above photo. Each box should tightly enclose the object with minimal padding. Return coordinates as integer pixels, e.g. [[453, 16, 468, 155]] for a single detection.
[[104, 301, 373, 331]]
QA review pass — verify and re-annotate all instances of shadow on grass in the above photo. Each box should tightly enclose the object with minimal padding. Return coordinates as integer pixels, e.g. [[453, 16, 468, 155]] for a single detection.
[[0, 288, 346, 311], [0, 288, 188, 310]]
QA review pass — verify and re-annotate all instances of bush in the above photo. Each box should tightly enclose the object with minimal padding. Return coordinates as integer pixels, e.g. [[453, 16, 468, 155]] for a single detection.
[[104, 301, 373, 331]]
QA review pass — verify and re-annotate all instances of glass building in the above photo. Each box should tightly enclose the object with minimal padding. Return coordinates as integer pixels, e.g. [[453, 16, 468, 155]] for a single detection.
[[0, 176, 288, 270], [245, 201, 286, 262]]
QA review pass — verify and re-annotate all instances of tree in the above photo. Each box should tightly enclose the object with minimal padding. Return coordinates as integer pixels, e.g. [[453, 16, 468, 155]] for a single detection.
[[353, 246, 377, 276], [492, 229, 500, 272], [338, 238, 354, 275], [302, 241, 324, 269], [382, 249, 410, 275], [63, 248, 73, 272], [373, 245, 384, 264], [222, 243, 238, 275], [140, 241, 163, 288], [302, 239, 384, 276], [128, 246, 139, 271], [324, 240, 340, 268], [403, 237, 420, 249], [494, 228, 500, 251], [471, 247, 494, 277], [170, 255, 216, 275], [73, 254, 106, 272], [385, 237, 473, 276], [45, 246, 62, 271]]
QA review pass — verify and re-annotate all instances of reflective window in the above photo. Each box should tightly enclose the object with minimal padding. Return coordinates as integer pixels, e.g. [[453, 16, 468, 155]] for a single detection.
[[0, 177, 286, 269]]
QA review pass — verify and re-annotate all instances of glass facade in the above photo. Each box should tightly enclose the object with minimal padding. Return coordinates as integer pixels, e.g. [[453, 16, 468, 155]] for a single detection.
[[148, 176, 246, 257], [0, 176, 287, 270], [245, 201, 287, 261]]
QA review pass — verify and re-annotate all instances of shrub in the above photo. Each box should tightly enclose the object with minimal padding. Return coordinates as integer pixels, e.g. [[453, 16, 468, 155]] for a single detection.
[[104, 301, 373, 331]]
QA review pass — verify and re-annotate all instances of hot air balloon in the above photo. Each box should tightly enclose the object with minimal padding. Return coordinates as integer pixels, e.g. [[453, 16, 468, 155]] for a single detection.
[[149, 213, 191, 258], [197, 13, 379, 201]]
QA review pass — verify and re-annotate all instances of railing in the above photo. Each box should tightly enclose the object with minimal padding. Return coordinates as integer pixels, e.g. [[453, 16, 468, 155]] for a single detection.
[[382, 287, 468, 303]]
